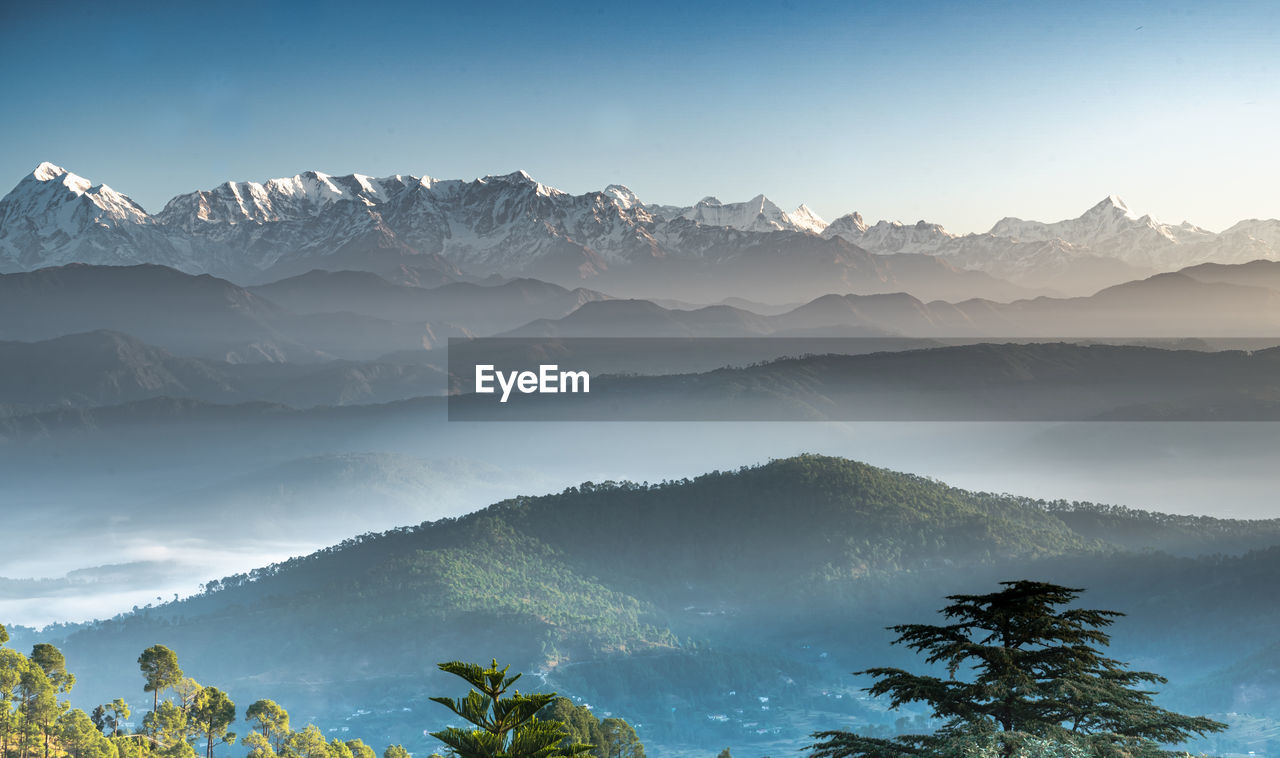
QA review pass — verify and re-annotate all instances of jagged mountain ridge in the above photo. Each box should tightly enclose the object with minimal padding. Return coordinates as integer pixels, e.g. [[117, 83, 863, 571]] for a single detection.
[[823, 195, 1280, 292], [0, 163, 1036, 303], [3, 163, 1277, 298]]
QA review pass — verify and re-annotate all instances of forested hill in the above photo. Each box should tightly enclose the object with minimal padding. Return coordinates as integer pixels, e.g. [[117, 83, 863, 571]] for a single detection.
[[188, 455, 1280, 608], [25, 455, 1280, 756]]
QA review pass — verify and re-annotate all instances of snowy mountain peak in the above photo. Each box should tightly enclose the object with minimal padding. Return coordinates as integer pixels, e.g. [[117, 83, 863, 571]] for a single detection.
[[482, 170, 561, 197], [789, 204, 828, 234], [824, 212, 869, 236], [26, 162, 93, 196], [0, 162, 162, 272], [6, 162, 148, 222], [485, 169, 536, 185], [822, 211, 955, 253], [7, 163, 1278, 293], [1085, 194, 1137, 219], [603, 184, 642, 210], [680, 193, 814, 233], [32, 161, 70, 182], [983, 195, 1224, 270]]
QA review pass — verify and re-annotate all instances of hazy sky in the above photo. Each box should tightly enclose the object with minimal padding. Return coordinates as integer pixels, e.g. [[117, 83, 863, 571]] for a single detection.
[[2, 0, 1277, 233]]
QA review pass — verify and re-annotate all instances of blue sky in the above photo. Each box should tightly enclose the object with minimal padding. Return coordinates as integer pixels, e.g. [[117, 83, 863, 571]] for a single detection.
[[2, 0, 1277, 233]]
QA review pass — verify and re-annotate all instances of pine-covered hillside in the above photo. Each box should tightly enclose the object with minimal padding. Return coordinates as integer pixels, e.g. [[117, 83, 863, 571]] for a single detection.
[[19, 456, 1280, 756]]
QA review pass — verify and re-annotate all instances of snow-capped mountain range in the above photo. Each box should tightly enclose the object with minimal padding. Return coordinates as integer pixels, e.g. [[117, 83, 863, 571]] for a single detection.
[[821, 195, 1280, 291], [2, 162, 1278, 297]]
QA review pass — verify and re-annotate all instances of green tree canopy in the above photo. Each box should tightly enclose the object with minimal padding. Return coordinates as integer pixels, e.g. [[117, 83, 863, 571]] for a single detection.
[[143, 700, 190, 750], [810, 580, 1227, 758], [57, 708, 113, 758], [138, 646, 184, 712], [243, 731, 278, 758], [90, 698, 131, 738], [543, 698, 603, 753], [540, 698, 644, 758], [20, 649, 67, 758], [326, 738, 353, 758], [429, 659, 592, 758], [597, 719, 644, 758], [246, 699, 290, 753], [284, 724, 330, 758], [345, 738, 376, 758], [382, 745, 410, 758], [189, 687, 237, 758], [30, 644, 74, 694]]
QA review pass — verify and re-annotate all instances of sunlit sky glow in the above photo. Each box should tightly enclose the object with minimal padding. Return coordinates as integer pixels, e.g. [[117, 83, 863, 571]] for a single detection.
[[2, 0, 1277, 233]]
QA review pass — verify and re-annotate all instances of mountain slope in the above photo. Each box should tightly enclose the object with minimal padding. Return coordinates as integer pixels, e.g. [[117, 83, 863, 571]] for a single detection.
[[250, 270, 609, 335], [0, 330, 450, 414], [504, 255, 1280, 338], [0, 163, 184, 272], [450, 343, 1280, 421], [0, 264, 468, 361], [25, 455, 1280, 756]]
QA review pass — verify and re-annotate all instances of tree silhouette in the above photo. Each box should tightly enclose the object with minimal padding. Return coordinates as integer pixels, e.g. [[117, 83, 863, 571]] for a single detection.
[[810, 581, 1226, 758]]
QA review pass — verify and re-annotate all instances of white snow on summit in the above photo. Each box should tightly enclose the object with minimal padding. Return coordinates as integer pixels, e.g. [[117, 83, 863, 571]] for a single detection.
[[0, 162, 180, 271], [3, 162, 1279, 295], [679, 194, 820, 234], [788, 204, 827, 234]]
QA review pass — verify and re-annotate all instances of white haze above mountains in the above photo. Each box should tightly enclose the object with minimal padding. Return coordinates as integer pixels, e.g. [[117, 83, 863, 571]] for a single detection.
[[3, 162, 1279, 297]]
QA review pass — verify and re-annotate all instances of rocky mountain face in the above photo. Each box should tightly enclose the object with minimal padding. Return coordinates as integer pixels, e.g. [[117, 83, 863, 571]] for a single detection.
[[3, 163, 1277, 299]]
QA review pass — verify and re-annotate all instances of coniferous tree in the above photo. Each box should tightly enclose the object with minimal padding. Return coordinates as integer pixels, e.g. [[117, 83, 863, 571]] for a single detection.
[[29, 646, 73, 696], [283, 724, 329, 758], [242, 731, 278, 758], [142, 700, 191, 754], [189, 686, 236, 758], [245, 700, 290, 754], [544, 698, 603, 753], [56, 708, 112, 758], [28, 644, 73, 758], [429, 659, 592, 758], [1, 636, 27, 758], [175, 678, 205, 712], [810, 581, 1227, 758], [345, 738, 376, 758], [17, 654, 60, 758], [597, 719, 644, 758], [91, 699, 131, 738], [138, 647, 183, 714], [325, 738, 353, 758]]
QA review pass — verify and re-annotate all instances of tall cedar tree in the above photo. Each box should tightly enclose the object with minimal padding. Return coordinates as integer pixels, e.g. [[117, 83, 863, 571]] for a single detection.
[[810, 581, 1227, 758], [429, 659, 592, 758]]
